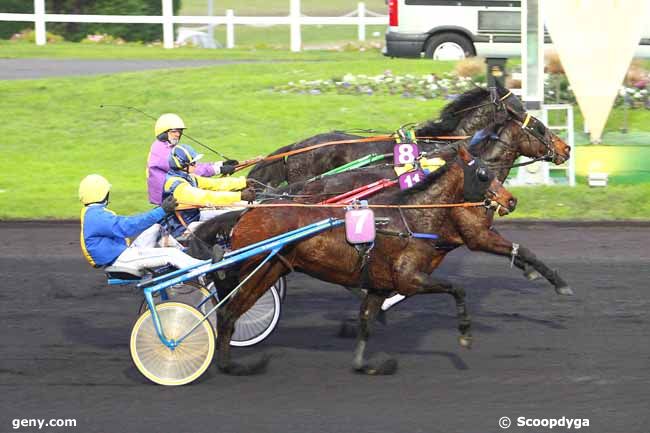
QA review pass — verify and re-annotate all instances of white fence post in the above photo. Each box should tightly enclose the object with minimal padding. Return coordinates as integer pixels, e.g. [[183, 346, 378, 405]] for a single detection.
[[0, 5, 388, 49], [162, 0, 174, 48], [290, 0, 301, 52], [207, 0, 214, 42], [34, 0, 46, 45], [358, 2, 366, 42], [226, 9, 234, 48]]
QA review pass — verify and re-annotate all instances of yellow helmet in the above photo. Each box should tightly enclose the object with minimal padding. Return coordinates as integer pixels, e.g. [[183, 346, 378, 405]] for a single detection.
[[155, 113, 185, 137], [79, 174, 111, 205]]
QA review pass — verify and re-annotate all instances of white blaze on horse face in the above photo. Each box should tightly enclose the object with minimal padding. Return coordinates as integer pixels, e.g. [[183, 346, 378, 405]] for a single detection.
[[544, 0, 650, 143]]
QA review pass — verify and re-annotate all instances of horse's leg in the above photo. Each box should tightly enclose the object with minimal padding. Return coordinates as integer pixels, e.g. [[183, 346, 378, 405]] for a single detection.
[[463, 228, 573, 296], [338, 286, 392, 339], [516, 245, 573, 295], [216, 261, 286, 375], [352, 292, 397, 375], [490, 226, 541, 281], [411, 273, 473, 348], [215, 303, 236, 373], [392, 258, 473, 349]]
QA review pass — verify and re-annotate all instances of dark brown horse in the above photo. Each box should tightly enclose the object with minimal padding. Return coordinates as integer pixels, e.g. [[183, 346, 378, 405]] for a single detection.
[[248, 85, 570, 187], [248, 86, 571, 286], [202, 146, 517, 375], [273, 90, 573, 296]]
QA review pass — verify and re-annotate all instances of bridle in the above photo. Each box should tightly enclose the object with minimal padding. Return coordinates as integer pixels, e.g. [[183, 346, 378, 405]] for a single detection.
[[463, 89, 558, 169]]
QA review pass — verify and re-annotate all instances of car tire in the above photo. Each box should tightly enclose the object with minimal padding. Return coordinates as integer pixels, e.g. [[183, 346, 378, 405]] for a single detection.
[[424, 32, 475, 60]]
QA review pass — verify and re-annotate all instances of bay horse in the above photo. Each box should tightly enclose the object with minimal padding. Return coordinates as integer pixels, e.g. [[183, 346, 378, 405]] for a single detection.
[[263, 88, 573, 295], [248, 84, 570, 187], [248, 85, 571, 285], [199, 146, 517, 375]]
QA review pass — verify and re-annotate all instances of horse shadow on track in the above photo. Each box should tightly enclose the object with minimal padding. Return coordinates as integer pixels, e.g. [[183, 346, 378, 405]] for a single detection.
[[272, 257, 573, 346]]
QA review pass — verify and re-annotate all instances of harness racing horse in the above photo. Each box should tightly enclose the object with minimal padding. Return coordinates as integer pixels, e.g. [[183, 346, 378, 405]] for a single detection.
[[199, 146, 517, 375], [248, 85, 570, 285], [259, 88, 573, 295], [247, 84, 570, 187]]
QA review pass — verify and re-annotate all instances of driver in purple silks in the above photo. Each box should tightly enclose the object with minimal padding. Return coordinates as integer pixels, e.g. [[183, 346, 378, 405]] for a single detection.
[[146, 113, 239, 205]]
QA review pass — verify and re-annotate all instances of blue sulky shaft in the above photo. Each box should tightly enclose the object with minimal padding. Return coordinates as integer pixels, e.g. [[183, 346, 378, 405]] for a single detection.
[[144, 218, 344, 349]]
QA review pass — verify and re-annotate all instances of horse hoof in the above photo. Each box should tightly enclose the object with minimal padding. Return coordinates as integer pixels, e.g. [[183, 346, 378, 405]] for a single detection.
[[355, 355, 398, 375], [555, 285, 574, 296], [337, 319, 358, 339], [524, 269, 542, 281], [219, 354, 270, 376], [458, 335, 473, 349]]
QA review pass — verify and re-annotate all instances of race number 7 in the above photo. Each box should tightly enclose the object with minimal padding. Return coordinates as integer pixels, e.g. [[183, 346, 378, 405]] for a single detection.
[[345, 208, 376, 244]]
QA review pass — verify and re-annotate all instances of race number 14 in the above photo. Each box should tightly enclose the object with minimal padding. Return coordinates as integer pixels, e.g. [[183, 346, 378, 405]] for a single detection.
[[398, 170, 425, 190]]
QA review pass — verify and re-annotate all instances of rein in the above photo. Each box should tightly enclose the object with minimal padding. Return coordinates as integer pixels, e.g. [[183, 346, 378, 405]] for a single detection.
[[234, 133, 471, 172], [177, 201, 490, 210]]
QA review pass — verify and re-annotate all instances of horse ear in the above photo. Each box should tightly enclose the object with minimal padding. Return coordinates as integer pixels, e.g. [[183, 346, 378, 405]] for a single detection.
[[457, 145, 472, 163]]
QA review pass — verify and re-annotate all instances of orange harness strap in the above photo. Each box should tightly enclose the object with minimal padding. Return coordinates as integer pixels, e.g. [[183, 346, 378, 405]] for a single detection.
[[175, 201, 486, 210], [234, 134, 472, 171]]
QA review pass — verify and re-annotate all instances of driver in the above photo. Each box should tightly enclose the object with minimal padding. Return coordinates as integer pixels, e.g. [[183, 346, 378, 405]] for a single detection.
[[79, 174, 204, 272], [162, 144, 255, 238], [147, 113, 239, 205]]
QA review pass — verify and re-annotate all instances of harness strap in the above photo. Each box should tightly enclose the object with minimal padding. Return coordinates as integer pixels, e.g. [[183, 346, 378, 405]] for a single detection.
[[175, 201, 489, 209], [234, 134, 471, 173], [174, 211, 190, 228], [397, 207, 440, 241], [319, 179, 398, 204]]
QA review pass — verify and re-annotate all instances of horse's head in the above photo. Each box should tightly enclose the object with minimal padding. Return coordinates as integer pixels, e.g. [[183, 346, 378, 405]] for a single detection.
[[457, 145, 516, 216], [494, 91, 571, 165]]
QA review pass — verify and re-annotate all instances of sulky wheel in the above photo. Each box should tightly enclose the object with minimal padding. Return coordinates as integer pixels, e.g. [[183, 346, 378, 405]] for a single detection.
[[130, 302, 215, 386], [274, 276, 287, 302], [139, 282, 217, 330], [229, 286, 282, 347]]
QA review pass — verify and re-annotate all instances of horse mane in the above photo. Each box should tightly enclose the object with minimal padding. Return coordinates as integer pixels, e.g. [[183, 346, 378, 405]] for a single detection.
[[415, 83, 514, 137], [415, 86, 488, 136]]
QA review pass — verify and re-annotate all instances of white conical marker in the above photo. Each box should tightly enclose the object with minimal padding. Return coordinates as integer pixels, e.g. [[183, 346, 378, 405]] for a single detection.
[[544, 0, 650, 142]]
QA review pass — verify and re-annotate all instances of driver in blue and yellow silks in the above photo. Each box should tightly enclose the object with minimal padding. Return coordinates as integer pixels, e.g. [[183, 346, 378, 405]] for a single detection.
[[162, 144, 256, 238], [78, 174, 205, 272]]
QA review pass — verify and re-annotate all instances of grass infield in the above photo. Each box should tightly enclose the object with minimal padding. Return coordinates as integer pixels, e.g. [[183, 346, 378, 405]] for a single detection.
[[1, 43, 649, 220]]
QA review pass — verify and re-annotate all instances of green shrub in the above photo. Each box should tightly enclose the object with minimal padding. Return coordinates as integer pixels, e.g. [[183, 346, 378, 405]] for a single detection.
[[0, 0, 182, 42], [0, 0, 33, 39], [11, 29, 64, 43]]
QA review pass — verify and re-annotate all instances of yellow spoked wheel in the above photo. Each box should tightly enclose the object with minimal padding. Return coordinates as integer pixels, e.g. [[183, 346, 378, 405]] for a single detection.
[[130, 302, 215, 386]]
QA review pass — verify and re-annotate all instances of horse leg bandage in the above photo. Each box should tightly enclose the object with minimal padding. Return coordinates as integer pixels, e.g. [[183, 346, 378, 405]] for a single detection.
[[510, 243, 520, 268]]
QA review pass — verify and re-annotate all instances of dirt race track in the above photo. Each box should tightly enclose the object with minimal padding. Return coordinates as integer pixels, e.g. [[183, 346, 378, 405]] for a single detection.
[[1, 221, 649, 433]]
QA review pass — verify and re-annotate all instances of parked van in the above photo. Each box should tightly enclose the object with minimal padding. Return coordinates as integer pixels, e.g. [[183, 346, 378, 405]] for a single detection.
[[384, 0, 650, 60]]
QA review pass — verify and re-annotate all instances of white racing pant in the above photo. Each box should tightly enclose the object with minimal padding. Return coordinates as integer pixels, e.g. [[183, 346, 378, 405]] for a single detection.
[[112, 246, 203, 272], [181, 205, 246, 237], [112, 224, 203, 272]]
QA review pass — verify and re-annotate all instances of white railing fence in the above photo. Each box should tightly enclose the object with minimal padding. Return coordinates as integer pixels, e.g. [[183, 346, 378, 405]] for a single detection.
[[0, 0, 387, 51]]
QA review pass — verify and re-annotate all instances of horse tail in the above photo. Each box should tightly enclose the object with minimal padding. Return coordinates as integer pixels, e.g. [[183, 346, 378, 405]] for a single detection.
[[248, 143, 294, 187]]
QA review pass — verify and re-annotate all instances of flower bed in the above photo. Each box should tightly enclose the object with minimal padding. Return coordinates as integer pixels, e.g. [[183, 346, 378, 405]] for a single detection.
[[273, 70, 486, 100]]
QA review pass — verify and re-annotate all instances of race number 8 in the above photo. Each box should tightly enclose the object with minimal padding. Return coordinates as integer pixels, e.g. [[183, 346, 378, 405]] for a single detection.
[[394, 143, 419, 166], [397, 144, 416, 164]]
